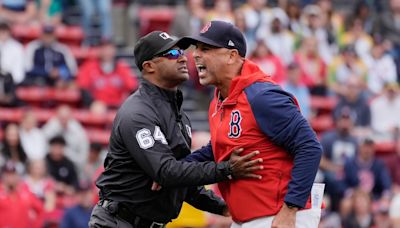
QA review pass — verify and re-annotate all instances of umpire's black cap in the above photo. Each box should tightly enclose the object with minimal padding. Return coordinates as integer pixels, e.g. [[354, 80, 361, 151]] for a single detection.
[[179, 20, 247, 57], [134, 31, 190, 71]]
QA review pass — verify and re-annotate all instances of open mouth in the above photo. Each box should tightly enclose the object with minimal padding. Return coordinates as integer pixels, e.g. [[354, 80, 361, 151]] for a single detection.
[[196, 64, 207, 76]]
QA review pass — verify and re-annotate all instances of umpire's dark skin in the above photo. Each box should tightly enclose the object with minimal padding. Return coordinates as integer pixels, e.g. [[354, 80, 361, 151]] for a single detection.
[[89, 34, 263, 227]]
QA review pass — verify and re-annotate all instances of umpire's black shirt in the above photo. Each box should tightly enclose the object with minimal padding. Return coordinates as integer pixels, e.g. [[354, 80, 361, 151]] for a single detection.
[[96, 80, 231, 223]]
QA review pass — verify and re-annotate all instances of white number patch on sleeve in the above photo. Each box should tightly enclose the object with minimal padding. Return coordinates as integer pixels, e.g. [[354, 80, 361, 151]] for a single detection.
[[136, 126, 168, 149], [136, 128, 155, 149], [154, 126, 168, 144]]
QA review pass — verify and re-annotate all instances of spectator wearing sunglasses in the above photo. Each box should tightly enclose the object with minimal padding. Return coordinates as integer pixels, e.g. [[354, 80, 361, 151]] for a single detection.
[[89, 31, 263, 228]]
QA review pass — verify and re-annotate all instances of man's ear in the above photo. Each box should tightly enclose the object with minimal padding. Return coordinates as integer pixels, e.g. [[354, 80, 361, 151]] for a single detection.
[[142, 61, 156, 73], [228, 49, 240, 64]]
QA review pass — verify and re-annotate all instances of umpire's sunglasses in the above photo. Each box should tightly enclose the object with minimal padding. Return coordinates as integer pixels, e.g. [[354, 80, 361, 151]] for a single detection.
[[156, 49, 185, 60]]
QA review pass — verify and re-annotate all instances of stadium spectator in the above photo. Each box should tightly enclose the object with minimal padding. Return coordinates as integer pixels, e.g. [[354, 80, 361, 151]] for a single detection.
[[374, 0, 400, 81], [236, 0, 271, 54], [299, 4, 334, 64], [249, 40, 286, 83], [77, 0, 112, 46], [45, 135, 79, 193], [170, 0, 207, 38], [343, 137, 392, 200], [0, 161, 44, 228], [333, 76, 371, 131], [0, 20, 25, 84], [328, 44, 368, 95], [19, 110, 47, 160], [260, 7, 295, 66], [363, 37, 397, 96], [77, 40, 138, 108], [0, 123, 27, 174], [0, 0, 36, 24], [81, 143, 105, 182], [370, 83, 400, 139], [24, 24, 77, 87], [349, 0, 376, 34], [316, 0, 345, 40], [285, 0, 302, 34], [205, 0, 234, 24], [0, 67, 19, 107], [294, 36, 328, 95], [342, 189, 375, 228], [340, 17, 373, 60], [282, 62, 311, 120], [42, 105, 89, 172], [319, 106, 359, 211], [60, 181, 95, 228], [24, 159, 56, 212]]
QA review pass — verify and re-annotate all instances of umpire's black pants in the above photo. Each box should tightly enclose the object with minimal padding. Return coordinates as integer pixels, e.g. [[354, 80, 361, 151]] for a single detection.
[[89, 204, 132, 228]]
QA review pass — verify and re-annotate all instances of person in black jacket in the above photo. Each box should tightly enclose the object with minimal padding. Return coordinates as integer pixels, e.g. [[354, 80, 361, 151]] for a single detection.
[[89, 31, 263, 228]]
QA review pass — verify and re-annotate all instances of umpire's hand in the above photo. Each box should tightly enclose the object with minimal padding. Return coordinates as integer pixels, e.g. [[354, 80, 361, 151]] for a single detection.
[[151, 148, 263, 191], [229, 148, 263, 180]]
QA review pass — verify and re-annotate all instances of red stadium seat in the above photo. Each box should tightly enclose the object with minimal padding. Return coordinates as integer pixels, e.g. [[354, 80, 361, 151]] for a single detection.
[[12, 24, 84, 46], [55, 26, 84, 46], [16, 87, 48, 106], [70, 46, 101, 63], [374, 141, 396, 155], [0, 108, 23, 123], [12, 24, 41, 44], [51, 88, 81, 104], [86, 128, 111, 145], [138, 7, 175, 36], [16, 87, 81, 107], [310, 96, 337, 113], [310, 114, 334, 133], [73, 110, 109, 128]]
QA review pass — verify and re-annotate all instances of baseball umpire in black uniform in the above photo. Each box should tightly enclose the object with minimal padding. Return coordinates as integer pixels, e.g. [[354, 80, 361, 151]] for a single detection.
[[89, 31, 263, 228]]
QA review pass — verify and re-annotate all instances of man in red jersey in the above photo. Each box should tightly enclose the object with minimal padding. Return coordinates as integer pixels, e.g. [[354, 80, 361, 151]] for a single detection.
[[180, 21, 324, 227], [0, 161, 44, 228]]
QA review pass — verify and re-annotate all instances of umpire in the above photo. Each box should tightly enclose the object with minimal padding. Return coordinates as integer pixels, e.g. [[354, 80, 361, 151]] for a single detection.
[[89, 31, 262, 228]]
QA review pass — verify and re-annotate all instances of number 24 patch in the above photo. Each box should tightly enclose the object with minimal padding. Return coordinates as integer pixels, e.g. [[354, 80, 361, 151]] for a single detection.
[[136, 126, 168, 149]]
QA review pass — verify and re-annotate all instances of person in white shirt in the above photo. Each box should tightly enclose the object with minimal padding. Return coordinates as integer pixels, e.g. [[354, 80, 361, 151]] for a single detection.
[[363, 39, 397, 95], [19, 110, 47, 160], [42, 105, 89, 173], [0, 20, 25, 84], [370, 83, 400, 139]]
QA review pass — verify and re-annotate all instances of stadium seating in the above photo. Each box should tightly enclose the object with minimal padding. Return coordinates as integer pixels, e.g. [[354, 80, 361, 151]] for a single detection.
[[12, 24, 84, 46], [138, 7, 175, 36], [16, 87, 81, 107]]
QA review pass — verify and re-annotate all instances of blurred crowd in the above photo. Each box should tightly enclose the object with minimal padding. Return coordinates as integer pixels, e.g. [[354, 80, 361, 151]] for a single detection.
[[1, 0, 400, 227]]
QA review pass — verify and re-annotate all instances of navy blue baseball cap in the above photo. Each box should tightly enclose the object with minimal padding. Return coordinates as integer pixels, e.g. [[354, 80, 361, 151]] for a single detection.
[[180, 20, 247, 57], [134, 31, 190, 71]]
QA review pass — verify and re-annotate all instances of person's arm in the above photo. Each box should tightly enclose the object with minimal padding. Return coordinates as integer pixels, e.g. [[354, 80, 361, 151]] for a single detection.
[[185, 142, 214, 162], [119, 109, 262, 188], [57, 44, 78, 77], [185, 186, 227, 216], [247, 85, 322, 208]]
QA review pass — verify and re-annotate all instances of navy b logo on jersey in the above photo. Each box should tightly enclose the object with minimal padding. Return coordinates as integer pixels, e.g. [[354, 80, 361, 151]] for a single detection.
[[228, 110, 242, 138]]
